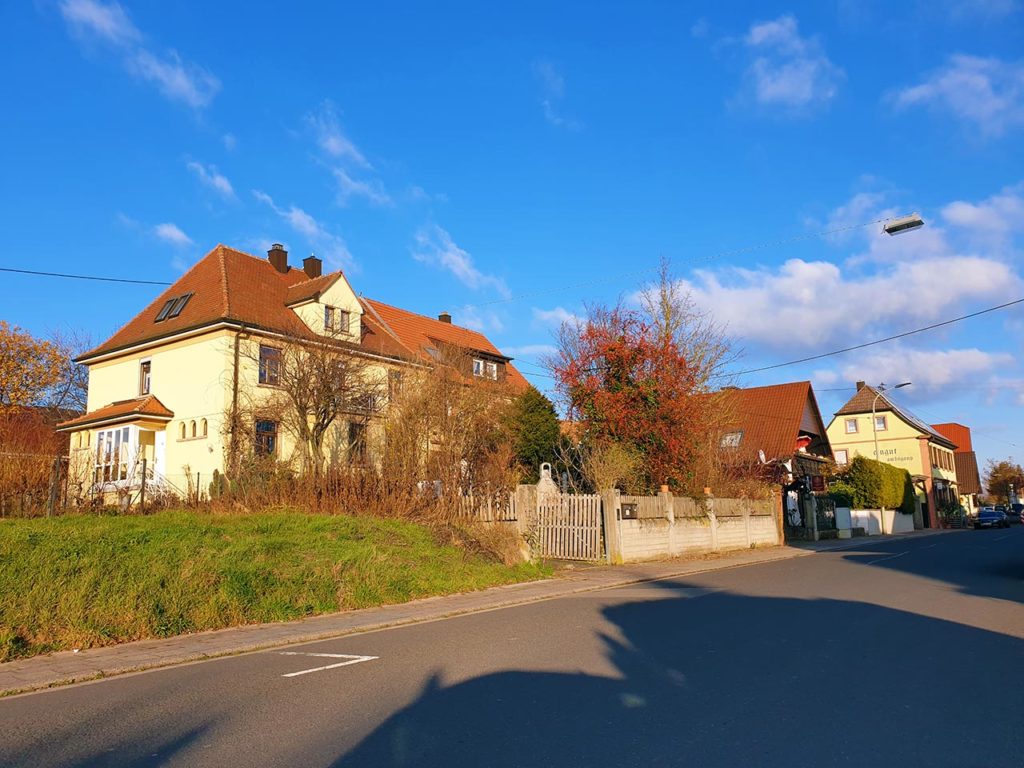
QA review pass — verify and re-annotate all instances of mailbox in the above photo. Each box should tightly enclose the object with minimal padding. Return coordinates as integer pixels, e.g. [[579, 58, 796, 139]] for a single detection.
[[620, 502, 638, 520]]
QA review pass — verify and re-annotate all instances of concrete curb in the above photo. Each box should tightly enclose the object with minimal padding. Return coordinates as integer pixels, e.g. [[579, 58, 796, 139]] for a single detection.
[[0, 530, 945, 697]]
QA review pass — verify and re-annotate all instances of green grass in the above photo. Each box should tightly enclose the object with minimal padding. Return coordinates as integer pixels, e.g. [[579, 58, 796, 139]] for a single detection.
[[0, 510, 549, 662]]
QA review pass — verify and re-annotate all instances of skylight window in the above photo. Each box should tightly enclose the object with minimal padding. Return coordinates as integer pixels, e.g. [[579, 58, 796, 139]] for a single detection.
[[167, 293, 193, 319], [154, 299, 176, 322]]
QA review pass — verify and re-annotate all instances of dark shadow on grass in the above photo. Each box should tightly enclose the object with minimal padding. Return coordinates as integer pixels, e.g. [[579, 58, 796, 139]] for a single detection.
[[338, 581, 1024, 767]]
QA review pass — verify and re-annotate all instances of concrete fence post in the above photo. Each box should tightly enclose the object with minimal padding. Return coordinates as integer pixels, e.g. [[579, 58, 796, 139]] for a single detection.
[[707, 496, 719, 551], [600, 488, 623, 564], [743, 507, 752, 547]]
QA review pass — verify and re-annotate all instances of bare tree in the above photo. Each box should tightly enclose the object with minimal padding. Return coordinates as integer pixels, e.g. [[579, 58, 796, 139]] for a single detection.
[[235, 330, 386, 476], [47, 328, 92, 415]]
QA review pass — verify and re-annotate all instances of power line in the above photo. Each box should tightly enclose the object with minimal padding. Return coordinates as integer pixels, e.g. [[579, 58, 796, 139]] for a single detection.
[[718, 296, 1024, 378], [457, 215, 901, 312], [0, 267, 172, 286]]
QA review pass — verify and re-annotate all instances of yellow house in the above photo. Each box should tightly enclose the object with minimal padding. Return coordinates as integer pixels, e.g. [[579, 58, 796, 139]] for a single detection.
[[58, 243, 527, 504], [825, 382, 958, 529]]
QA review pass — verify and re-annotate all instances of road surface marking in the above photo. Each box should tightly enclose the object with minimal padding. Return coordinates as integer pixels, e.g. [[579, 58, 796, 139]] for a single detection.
[[992, 533, 1014, 541], [278, 652, 379, 678], [865, 551, 907, 565]]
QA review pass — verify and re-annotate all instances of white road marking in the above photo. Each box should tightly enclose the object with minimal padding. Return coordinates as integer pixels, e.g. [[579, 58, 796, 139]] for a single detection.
[[865, 551, 907, 565], [278, 652, 379, 678], [992, 533, 1014, 541]]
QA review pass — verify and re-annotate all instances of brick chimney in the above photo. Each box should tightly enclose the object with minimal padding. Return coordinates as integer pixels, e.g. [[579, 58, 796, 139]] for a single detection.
[[438, 311, 452, 324], [856, 381, 866, 391], [303, 254, 322, 279], [268, 244, 288, 274]]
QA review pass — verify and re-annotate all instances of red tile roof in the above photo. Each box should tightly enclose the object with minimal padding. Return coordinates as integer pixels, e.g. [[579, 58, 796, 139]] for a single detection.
[[718, 381, 830, 463], [56, 395, 174, 431], [360, 298, 529, 389], [954, 452, 982, 495], [931, 422, 971, 452], [79, 245, 527, 387]]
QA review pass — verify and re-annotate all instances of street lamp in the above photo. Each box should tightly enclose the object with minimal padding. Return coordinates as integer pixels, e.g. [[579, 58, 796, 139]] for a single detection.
[[883, 213, 925, 236], [872, 382, 911, 534]]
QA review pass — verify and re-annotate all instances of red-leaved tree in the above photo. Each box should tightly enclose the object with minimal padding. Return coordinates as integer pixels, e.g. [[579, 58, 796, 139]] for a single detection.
[[549, 305, 702, 491]]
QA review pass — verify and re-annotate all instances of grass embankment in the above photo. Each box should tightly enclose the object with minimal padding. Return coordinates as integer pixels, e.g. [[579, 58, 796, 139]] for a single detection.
[[0, 510, 549, 662]]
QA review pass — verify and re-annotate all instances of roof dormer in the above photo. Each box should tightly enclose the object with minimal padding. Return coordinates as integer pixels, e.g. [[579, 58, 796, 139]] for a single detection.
[[284, 268, 363, 341]]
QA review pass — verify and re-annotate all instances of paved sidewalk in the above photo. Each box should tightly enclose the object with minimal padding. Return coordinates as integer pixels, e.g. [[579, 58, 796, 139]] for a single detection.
[[0, 530, 945, 696]]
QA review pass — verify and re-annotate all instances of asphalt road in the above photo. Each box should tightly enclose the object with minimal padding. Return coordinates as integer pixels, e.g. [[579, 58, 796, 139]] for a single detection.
[[2, 528, 1023, 767]]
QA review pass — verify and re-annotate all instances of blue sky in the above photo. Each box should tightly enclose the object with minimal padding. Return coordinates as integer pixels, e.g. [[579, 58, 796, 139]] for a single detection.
[[3, 1, 1024, 470]]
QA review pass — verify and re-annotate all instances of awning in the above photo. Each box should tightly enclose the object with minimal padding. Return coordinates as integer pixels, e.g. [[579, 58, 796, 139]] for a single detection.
[[56, 395, 174, 432]]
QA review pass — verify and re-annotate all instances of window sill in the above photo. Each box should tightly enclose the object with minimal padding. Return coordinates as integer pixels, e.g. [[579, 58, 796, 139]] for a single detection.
[[177, 436, 208, 443]]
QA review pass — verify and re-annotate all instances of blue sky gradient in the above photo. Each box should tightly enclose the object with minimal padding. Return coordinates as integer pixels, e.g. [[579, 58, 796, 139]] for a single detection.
[[3, 1, 1023, 469]]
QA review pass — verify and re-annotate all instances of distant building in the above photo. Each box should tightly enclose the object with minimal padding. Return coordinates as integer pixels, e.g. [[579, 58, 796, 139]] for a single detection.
[[931, 422, 982, 515], [826, 382, 957, 528]]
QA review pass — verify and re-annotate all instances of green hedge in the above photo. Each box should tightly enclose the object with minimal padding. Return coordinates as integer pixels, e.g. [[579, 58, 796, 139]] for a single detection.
[[829, 456, 917, 514]]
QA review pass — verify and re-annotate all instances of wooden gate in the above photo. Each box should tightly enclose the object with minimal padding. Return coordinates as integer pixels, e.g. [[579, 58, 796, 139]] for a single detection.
[[532, 493, 604, 561]]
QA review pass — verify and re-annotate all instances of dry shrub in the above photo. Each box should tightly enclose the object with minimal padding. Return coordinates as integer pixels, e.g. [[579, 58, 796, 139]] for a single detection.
[[0, 408, 67, 516]]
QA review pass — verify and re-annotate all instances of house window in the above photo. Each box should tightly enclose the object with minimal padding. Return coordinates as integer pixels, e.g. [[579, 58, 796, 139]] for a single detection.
[[472, 358, 484, 377], [835, 449, 848, 465], [485, 361, 498, 380], [179, 422, 186, 440], [139, 360, 151, 395], [95, 426, 132, 483], [874, 415, 888, 431], [167, 293, 193, 319], [190, 420, 197, 438], [324, 305, 335, 331], [255, 420, 278, 456], [348, 421, 367, 465], [201, 418, 208, 437], [155, 298, 175, 322], [338, 309, 351, 335], [720, 431, 743, 449], [844, 418, 859, 434], [259, 345, 281, 385]]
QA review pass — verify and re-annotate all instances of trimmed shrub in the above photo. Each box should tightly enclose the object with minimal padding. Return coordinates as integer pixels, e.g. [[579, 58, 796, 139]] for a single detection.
[[833, 456, 917, 514]]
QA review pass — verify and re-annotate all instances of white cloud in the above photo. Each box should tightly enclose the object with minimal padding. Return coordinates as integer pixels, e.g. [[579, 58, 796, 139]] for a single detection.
[[412, 225, 510, 297], [153, 222, 193, 247], [829, 347, 1013, 395], [59, 0, 219, 109], [892, 54, 1024, 137], [742, 15, 843, 109], [186, 160, 234, 198], [533, 59, 579, 129], [502, 343, 558, 358], [129, 50, 219, 108], [533, 306, 580, 327], [253, 191, 353, 269], [59, 0, 140, 46], [333, 167, 391, 207], [678, 254, 1021, 350], [941, 182, 1024, 248], [307, 102, 371, 168]]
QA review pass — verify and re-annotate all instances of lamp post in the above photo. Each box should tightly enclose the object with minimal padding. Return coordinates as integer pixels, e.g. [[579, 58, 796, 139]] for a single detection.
[[872, 381, 911, 533]]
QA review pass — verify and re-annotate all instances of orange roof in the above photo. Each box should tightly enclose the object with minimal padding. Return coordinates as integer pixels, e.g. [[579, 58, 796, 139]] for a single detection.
[[360, 298, 529, 389], [931, 422, 971, 452], [718, 381, 831, 463], [56, 395, 174, 431], [79, 244, 527, 388]]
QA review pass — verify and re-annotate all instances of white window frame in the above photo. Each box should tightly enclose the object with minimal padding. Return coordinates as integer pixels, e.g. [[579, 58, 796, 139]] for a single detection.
[[472, 358, 485, 377], [834, 449, 848, 465], [324, 305, 335, 332], [485, 361, 498, 380], [845, 418, 859, 434], [874, 415, 888, 431], [94, 426, 137, 486], [139, 359, 152, 395]]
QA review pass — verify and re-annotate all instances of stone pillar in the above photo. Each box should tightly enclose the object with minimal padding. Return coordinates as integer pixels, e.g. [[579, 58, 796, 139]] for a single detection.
[[600, 488, 623, 564]]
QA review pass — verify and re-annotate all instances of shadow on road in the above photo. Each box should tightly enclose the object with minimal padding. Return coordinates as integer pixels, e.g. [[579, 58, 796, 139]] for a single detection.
[[339, 581, 1024, 767], [843, 529, 1024, 605]]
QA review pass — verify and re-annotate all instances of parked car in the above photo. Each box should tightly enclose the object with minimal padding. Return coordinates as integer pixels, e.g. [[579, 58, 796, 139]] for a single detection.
[[974, 507, 1009, 529], [1011, 503, 1023, 524]]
